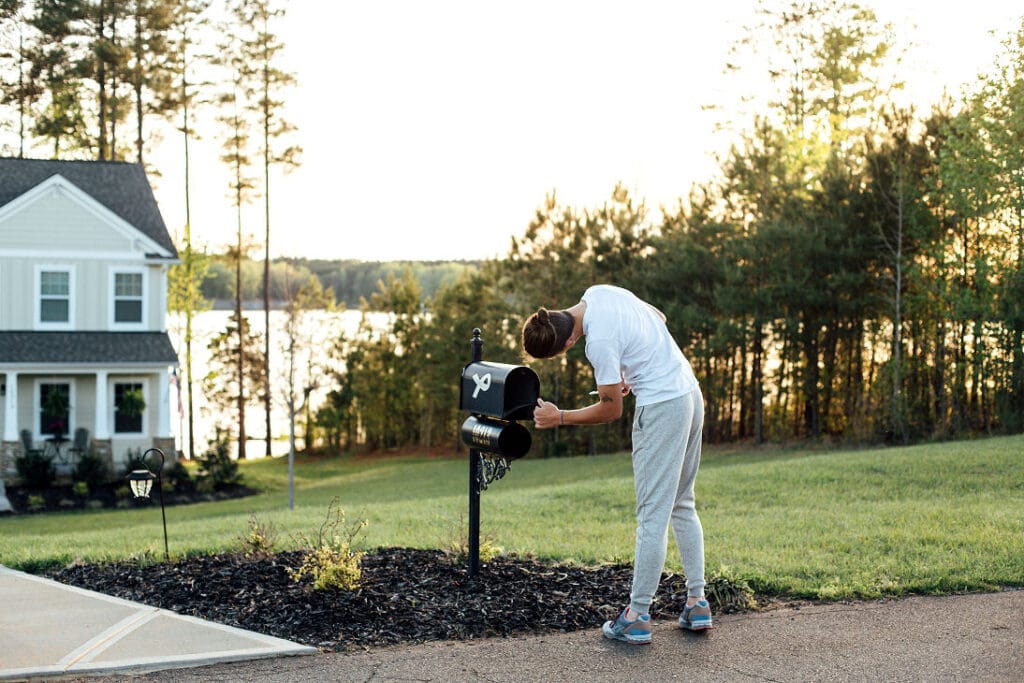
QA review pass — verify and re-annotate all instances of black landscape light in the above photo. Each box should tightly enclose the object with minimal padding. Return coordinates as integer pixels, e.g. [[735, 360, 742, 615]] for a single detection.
[[126, 468, 156, 498], [126, 447, 169, 560]]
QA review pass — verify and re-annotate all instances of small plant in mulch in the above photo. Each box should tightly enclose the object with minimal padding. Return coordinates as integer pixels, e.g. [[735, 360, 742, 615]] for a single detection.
[[441, 513, 503, 563], [238, 513, 279, 559], [288, 498, 367, 591]]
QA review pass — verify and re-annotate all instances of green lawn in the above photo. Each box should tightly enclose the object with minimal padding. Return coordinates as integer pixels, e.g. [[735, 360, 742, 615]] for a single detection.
[[2, 435, 1022, 600]]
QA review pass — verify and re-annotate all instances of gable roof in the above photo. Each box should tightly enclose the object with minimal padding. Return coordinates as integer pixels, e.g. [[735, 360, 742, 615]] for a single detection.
[[0, 331, 178, 365], [0, 157, 178, 258]]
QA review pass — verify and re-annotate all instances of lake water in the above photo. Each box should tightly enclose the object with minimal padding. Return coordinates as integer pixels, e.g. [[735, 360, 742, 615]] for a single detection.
[[168, 308, 387, 459]]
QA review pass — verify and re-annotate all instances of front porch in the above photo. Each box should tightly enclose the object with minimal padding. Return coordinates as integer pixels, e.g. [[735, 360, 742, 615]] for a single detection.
[[1, 367, 177, 482]]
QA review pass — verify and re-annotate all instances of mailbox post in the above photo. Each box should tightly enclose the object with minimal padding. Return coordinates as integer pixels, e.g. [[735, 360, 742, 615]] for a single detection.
[[459, 328, 539, 577]]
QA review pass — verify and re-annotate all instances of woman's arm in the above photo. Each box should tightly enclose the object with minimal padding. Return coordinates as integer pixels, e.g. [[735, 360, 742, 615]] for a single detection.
[[533, 382, 627, 429]]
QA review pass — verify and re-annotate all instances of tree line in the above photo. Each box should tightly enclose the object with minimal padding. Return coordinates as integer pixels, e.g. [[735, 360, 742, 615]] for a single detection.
[[5, 2, 1024, 458], [301, 4, 1024, 455], [198, 257, 478, 308]]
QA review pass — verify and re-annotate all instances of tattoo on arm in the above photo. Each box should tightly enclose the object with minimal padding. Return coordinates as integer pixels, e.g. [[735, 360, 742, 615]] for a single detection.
[[599, 392, 613, 404]]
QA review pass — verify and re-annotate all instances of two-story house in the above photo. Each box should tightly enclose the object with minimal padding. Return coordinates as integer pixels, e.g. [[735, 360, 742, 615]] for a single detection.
[[0, 157, 180, 478]]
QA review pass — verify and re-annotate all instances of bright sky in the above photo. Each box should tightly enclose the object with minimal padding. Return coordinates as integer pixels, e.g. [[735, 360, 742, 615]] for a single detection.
[[148, 0, 1023, 262]]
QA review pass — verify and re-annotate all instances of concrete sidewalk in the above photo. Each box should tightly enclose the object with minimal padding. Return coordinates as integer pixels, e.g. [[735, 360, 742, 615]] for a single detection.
[[0, 566, 315, 681]]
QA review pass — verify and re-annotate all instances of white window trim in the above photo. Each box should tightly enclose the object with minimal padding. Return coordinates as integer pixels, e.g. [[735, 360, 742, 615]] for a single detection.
[[35, 265, 75, 330], [111, 377, 149, 436], [33, 378, 75, 441], [109, 266, 147, 330]]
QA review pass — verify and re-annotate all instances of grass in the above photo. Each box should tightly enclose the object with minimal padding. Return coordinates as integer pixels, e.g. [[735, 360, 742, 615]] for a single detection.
[[1, 434, 1022, 600]]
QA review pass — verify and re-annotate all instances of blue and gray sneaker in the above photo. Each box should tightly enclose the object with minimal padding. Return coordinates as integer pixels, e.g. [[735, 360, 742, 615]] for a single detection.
[[679, 599, 713, 631], [602, 608, 652, 644]]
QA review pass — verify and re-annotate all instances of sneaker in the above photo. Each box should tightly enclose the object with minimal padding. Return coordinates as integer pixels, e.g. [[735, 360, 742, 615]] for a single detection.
[[602, 608, 652, 644], [679, 599, 713, 631]]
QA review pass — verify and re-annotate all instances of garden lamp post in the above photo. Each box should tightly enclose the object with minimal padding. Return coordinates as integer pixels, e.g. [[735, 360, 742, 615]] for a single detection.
[[126, 447, 169, 560]]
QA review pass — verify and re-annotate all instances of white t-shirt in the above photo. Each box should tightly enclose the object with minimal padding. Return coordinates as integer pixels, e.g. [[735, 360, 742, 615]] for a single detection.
[[581, 284, 698, 407]]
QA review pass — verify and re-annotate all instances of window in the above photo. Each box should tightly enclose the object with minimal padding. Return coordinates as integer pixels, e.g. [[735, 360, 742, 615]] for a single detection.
[[39, 382, 71, 438], [40, 270, 70, 323], [114, 382, 145, 434], [113, 272, 143, 324]]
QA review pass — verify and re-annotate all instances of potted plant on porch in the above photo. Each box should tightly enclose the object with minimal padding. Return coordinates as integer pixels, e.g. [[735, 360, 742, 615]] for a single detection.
[[118, 388, 146, 423], [42, 389, 70, 441]]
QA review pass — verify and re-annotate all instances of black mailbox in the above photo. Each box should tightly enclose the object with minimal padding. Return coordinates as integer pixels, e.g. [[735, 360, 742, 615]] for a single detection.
[[460, 361, 539, 421], [460, 329, 539, 579]]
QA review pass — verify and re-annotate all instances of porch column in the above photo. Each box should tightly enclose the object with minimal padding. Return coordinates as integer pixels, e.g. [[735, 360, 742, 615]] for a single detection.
[[3, 372, 17, 442], [158, 368, 171, 439], [94, 370, 109, 439]]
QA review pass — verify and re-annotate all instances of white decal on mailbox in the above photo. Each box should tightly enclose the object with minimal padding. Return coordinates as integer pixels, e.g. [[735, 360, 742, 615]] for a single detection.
[[472, 372, 492, 399]]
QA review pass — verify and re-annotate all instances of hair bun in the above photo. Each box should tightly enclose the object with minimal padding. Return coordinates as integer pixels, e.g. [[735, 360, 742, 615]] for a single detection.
[[536, 308, 550, 325]]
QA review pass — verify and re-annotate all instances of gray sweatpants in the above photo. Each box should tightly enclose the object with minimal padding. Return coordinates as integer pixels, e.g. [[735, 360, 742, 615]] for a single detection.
[[628, 389, 706, 615]]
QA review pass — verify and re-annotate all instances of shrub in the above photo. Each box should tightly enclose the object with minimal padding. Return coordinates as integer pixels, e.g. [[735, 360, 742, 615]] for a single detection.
[[15, 451, 55, 490], [73, 449, 109, 490], [26, 494, 46, 512], [71, 481, 89, 498], [195, 436, 241, 491], [121, 448, 149, 476], [289, 498, 366, 591], [164, 460, 193, 493]]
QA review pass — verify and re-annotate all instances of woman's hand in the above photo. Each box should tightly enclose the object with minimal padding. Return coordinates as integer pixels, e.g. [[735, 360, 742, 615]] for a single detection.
[[533, 398, 562, 429]]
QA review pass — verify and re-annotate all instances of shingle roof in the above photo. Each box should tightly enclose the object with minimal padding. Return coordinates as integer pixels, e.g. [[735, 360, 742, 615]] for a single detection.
[[0, 332, 178, 365], [0, 157, 178, 258]]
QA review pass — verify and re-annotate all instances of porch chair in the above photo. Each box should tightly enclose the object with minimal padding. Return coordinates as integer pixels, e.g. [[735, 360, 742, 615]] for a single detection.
[[19, 429, 42, 457], [69, 427, 90, 460]]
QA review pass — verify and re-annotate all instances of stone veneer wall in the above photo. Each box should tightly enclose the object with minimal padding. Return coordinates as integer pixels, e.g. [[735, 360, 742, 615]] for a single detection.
[[0, 441, 17, 477]]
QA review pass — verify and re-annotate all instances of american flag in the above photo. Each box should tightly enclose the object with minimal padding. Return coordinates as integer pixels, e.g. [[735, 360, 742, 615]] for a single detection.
[[170, 368, 184, 418]]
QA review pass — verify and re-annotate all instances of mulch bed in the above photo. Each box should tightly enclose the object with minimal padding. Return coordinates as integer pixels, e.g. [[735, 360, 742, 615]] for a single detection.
[[46, 548, 718, 651]]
